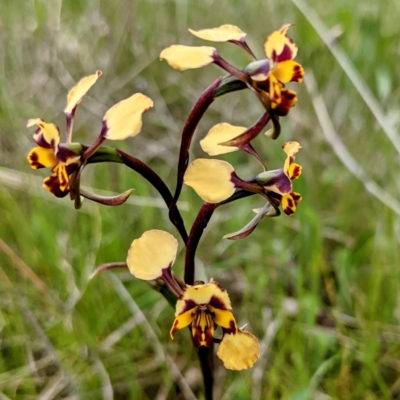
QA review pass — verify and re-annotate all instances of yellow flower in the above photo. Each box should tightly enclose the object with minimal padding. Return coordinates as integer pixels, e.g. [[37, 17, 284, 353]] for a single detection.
[[171, 281, 260, 370], [257, 141, 303, 215], [27, 71, 153, 197], [160, 24, 304, 117], [170, 281, 237, 347], [246, 24, 304, 116], [184, 141, 302, 215], [126, 230, 260, 370]]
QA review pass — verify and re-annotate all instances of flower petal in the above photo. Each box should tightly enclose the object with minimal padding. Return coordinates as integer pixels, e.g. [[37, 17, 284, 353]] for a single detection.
[[200, 123, 244, 155], [273, 89, 297, 116], [27, 147, 58, 170], [175, 282, 233, 316], [192, 311, 215, 347], [209, 307, 237, 334], [272, 60, 304, 84], [184, 159, 236, 203], [102, 93, 154, 140], [43, 171, 70, 198], [27, 119, 60, 151], [282, 192, 302, 215], [126, 230, 178, 280], [170, 308, 196, 338], [282, 141, 302, 157], [287, 162, 302, 180], [268, 74, 284, 108], [217, 330, 260, 370], [64, 71, 102, 114], [160, 45, 216, 71], [264, 24, 298, 64], [55, 163, 69, 191], [189, 25, 246, 42]]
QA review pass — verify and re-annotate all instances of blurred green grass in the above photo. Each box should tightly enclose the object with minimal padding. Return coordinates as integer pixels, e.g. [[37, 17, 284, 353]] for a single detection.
[[1, 0, 400, 398]]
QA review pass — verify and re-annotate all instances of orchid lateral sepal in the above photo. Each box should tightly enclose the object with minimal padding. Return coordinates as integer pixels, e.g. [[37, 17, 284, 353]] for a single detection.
[[80, 188, 134, 207], [90, 262, 129, 279], [223, 201, 279, 240]]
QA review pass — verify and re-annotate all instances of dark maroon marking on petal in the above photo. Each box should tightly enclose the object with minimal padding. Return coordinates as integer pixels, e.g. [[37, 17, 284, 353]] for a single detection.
[[291, 192, 302, 205], [208, 295, 228, 311], [271, 49, 277, 63], [291, 165, 301, 180], [33, 128, 52, 148], [170, 319, 180, 337], [291, 64, 304, 83], [203, 325, 214, 347], [28, 151, 46, 169], [284, 206, 295, 216], [192, 325, 204, 348], [43, 175, 69, 198], [223, 319, 237, 335], [276, 44, 294, 63], [179, 299, 198, 314]]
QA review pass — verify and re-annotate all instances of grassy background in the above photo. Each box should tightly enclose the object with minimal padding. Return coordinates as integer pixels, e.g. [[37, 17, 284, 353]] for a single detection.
[[1, 0, 400, 398]]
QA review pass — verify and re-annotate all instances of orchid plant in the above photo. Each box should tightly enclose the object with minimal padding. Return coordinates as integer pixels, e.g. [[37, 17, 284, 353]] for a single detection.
[[27, 23, 304, 399]]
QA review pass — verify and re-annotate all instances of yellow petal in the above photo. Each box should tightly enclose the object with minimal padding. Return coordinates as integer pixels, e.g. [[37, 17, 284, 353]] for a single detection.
[[273, 89, 297, 117], [160, 45, 216, 71], [103, 93, 154, 140], [64, 71, 102, 114], [282, 141, 301, 157], [184, 159, 236, 203], [217, 330, 260, 370], [272, 60, 304, 84], [209, 307, 237, 333], [189, 25, 246, 42], [264, 24, 298, 63], [268, 74, 283, 108], [287, 162, 302, 180], [170, 308, 196, 339], [27, 147, 57, 169], [175, 281, 233, 316], [200, 123, 244, 155], [27, 119, 60, 149], [282, 193, 301, 216], [55, 163, 69, 191], [43, 171, 70, 198], [126, 230, 178, 280]]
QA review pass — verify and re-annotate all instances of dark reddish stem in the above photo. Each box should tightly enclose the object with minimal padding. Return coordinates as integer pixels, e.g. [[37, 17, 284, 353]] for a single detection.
[[169, 78, 221, 226], [184, 203, 217, 284], [116, 149, 188, 244], [197, 346, 214, 400]]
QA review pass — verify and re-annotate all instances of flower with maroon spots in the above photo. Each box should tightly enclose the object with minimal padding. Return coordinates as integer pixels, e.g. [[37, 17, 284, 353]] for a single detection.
[[126, 229, 260, 370], [27, 71, 153, 198], [184, 141, 302, 216], [160, 24, 304, 117]]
